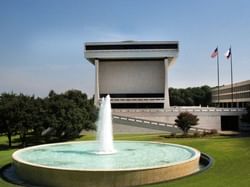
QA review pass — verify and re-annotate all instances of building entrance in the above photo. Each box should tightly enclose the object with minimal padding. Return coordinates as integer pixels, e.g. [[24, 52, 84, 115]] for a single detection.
[[221, 116, 239, 131]]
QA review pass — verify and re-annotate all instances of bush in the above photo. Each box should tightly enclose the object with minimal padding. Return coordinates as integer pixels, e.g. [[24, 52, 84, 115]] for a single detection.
[[210, 129, 218, 135], [193, 131, 201, 137], [175, 112, 199, 135]]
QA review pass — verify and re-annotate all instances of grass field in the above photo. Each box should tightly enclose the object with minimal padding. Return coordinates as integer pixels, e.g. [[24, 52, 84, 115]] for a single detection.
[[1, 134, 250, 187]]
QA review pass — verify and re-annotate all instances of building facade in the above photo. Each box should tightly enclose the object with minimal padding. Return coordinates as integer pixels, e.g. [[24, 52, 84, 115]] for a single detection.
[[84, 41, 179, 109], [211, 80, 250, 108]]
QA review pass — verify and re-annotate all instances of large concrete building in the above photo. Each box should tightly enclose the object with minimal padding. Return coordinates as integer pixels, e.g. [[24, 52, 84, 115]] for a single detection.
[[84, 41, 247, 132], [84, 41, 179, 109], [212, 80, 250, 108]]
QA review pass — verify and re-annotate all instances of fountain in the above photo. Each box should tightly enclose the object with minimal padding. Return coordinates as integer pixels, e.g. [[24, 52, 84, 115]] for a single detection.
[[11, 95, 205, 187], [96, 95, 116, 154]]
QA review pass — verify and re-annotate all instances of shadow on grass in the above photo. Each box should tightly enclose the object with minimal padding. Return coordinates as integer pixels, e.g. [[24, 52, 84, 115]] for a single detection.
[[0, 134, 86, 151], [0, 144, 23, 151]]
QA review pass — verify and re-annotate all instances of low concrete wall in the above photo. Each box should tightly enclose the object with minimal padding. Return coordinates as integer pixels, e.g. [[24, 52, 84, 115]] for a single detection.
[[113, 107, 246, 131], [13, 154, 200, 187]]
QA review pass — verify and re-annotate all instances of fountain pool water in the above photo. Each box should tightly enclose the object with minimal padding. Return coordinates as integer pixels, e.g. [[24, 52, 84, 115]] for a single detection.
[[13, 141, 199, 170], [12, 95, 203, 187]]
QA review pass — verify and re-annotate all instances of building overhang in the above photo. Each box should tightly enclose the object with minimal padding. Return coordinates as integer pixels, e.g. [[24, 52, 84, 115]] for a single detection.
[[84, 41, 179, 66]]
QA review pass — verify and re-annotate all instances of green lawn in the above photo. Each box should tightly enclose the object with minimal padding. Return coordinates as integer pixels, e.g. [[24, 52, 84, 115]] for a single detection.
[[1, 134, 250, 187]]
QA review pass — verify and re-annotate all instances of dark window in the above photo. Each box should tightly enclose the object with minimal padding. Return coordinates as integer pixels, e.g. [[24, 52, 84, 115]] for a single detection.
[[86, 43, 178, 50], [111, 103, 164, 109], [100, 93, 164, 98]]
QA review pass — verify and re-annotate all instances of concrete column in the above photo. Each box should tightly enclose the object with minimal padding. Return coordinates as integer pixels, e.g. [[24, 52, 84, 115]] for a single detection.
[[164, 58, 170, 109], [94, 59, 100, 107]]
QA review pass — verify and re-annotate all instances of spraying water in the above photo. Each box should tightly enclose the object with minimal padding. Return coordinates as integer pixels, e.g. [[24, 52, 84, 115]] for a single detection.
[[96, 95, 116, 154]]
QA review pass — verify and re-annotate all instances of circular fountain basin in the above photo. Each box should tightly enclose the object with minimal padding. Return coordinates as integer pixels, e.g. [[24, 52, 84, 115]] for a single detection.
[[12, 141, 200, 187]]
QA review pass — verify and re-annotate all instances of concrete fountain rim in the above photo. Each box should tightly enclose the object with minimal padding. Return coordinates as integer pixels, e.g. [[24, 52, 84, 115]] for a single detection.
[[12, 140, 201, 172]]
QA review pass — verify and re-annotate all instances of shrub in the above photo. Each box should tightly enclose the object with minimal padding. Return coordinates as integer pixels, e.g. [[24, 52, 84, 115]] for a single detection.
[[175, 112, 199, 135], [210, 129, 218, 135]]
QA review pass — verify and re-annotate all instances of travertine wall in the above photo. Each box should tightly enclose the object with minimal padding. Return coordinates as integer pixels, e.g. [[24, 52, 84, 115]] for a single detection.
[[112, 109, 245, 131], [99, 60, 164, 94]]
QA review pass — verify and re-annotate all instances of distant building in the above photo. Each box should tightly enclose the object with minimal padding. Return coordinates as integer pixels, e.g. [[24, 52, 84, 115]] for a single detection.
[[211, 80, 250, 108], [84, 41, 179, 109]]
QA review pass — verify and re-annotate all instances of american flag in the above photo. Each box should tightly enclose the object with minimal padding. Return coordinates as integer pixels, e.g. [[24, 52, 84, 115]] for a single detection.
[[211, 47, 218, 58]]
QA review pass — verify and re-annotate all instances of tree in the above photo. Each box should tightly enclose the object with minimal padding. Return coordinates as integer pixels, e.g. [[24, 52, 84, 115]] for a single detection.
[[201, 86, 212, 106], [42, 90, 97, 141], [15, 94, 36, 146], [0, 90, 98, 146], [31, 97, 48, 138], [0, 93, 19, 147], [169, 86, 211, 106], [175, 112, 199, 135], [64, 90, 98, 128], [0, 93, 37, 147]]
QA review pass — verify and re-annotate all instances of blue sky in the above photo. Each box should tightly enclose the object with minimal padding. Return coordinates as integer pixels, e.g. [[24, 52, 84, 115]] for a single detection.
[[0, 0, 249, 97]]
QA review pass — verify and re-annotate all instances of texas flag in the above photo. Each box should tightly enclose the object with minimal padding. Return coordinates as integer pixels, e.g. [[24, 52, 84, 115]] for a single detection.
[[211, 47, 218, 58], [224, 48, 231, 59]]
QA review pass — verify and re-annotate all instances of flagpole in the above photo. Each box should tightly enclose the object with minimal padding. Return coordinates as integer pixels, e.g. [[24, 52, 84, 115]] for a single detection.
[[217, 46, 220, 107], [217, 46, 220, 106], [230, 46, 234, 106], [211, 47, 220, 107]]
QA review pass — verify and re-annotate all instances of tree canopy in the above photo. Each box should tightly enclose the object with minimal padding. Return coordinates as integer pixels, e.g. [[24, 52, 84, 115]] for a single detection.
[[0, 90, 97, 147], [0, 93, 19, 147], [169, 85, 211, 106]]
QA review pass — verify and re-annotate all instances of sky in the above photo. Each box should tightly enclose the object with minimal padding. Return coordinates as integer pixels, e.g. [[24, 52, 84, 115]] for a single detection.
[[0, 0, 250, 97]]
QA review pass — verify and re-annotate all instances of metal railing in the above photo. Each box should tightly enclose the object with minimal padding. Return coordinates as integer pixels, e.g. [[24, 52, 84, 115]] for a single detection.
[[113, 107, 246, 113], [100, 98, 165, 103]]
